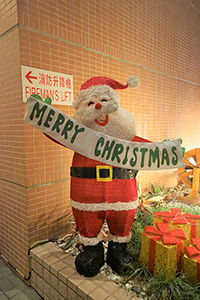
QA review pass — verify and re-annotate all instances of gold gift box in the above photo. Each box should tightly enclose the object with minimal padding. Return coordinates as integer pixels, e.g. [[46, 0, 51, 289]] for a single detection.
[[182, 238, 200, 286], [153, 209, 200, 240], [139, 223, 190, 278], [182, 253, 200, 286]]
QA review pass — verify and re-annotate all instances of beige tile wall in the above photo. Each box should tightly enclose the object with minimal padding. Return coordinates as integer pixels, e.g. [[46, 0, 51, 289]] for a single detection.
[[0, 0, 200, 276]]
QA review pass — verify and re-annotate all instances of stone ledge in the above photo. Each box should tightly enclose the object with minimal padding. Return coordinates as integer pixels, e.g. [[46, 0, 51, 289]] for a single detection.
[[30, 242, 139, 300]]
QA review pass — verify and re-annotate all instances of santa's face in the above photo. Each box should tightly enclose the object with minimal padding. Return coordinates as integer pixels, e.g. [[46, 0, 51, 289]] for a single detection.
[[72, 85, 136, 141]]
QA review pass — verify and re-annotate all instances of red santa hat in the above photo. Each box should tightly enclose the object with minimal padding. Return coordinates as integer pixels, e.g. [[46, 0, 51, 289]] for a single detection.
[[73, 76, 140, 109]]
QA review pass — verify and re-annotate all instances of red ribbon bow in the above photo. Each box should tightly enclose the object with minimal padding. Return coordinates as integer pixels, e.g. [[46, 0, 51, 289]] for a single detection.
[[154, 208, 182, 219], [154, 208, 187, 224], [145, 222, 186, 273], [185, 238, 200, 258]]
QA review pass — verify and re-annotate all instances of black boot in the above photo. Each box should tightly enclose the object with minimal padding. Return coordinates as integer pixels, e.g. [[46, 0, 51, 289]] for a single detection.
[[75, 242, 104, 277], [106, 241, 134, 275]]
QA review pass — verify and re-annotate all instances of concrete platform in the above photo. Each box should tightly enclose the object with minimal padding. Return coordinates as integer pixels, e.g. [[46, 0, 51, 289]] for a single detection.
[[30, 242, 139, 300]]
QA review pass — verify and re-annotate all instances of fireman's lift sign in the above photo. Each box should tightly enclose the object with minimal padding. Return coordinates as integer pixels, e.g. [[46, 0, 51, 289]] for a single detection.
[[21, 65, 73, 106]]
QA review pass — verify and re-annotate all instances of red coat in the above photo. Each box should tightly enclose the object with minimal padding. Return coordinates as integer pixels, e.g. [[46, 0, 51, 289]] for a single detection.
[[70, 136, 151, 242]]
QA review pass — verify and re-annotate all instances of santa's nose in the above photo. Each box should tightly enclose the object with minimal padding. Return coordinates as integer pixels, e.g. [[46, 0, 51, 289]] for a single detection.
[[95, 102, 102, 109]]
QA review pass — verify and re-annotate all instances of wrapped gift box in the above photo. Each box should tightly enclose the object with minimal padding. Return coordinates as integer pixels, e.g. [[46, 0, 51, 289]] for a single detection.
[[153, 208, 200, 240], [183, 238, 200, 286], [153, 208, 182, 226], [139, 222, 189, 278]]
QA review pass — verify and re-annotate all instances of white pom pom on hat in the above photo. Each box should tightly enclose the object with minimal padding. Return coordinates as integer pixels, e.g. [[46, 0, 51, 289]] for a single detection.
[[126, 76, 140, 88], [73, 75, 140, 109]]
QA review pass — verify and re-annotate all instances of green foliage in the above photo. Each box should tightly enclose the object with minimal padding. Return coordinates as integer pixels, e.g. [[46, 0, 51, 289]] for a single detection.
[[30, 94, 52, 105], [146, 273, 200, 300], [150, 184, 167, 195], [152, 200, 200, 215], [62, 235, 77, 251]]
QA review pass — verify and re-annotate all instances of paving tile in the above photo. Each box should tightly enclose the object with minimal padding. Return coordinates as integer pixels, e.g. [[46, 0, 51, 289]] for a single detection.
[[37, 274, 44, 292], [36, 261, 43, 277], [36, 250, 51, 265], [15, 279, 29, 291], [67, 273, 85, 292], [31, 270, 37, 286], [43, 268, 50, 283], [49, 247, 64, 258], [111, 287, 132, 300], [0, 271, 5, 280], [59, 266, 76, 284], [0, 259, 4, 267], [61, 254, 75, 268], [10, 291, 30, 300], [105, 296, 118, 300], [23, 286, 43, 300], [0, 294, 8, 300], [50, 286, 59, 299], [0, 265, 12, 276], [0, 258, 43, 300], [30, 247, 45, 260], [50, 260, 67, 276], [41, 242, 55, 251], [100, 280, 118, 294], [88, 287, 110, 300], [58, 280, 68, 296], [35, 288, 44, 299], [89, 273, 107, 285], [77, 279, 97, 300], [0, 278, 14, 292], [50, 272, 58, 289], [5, 289, 21, 298], [106, 296, 119, 300], [7, 273, 23, 287], [68, 287, 78, 300], [42, 256, 59, 270], [43, 281, 51, 298], [59, 294, 67, 300]]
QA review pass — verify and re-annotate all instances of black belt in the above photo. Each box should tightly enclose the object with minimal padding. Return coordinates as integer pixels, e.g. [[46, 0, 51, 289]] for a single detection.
[[70, 166, 138, 181]]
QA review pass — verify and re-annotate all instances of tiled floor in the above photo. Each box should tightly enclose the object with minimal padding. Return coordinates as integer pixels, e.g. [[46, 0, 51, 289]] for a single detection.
[[0, 257, 43, 300]]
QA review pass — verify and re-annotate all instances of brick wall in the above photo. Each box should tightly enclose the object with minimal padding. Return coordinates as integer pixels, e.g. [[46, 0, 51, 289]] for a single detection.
[[0, 0, 200, 276]]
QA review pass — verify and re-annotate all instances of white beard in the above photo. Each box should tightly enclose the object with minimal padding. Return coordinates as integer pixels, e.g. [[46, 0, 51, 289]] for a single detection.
[[73, 106, 136, 141]]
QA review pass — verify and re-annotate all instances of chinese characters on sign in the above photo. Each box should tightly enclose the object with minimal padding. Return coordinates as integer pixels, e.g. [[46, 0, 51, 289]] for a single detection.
[[21, 65, 73, 105]]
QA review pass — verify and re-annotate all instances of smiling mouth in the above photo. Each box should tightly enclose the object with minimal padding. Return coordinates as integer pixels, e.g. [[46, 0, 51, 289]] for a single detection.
[[95, 115, 109, 126]]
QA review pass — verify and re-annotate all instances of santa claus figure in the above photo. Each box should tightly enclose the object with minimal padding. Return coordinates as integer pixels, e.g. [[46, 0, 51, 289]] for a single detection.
[[70, 76, 151, 277]]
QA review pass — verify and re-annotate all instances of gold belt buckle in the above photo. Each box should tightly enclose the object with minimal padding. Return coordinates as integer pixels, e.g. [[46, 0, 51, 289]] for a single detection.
[[96, 165, 113, 182]]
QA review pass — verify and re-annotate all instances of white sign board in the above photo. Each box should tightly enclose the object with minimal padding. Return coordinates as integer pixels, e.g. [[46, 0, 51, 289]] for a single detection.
[[21, 65, 73, 105], [24, 96, 185, 171]]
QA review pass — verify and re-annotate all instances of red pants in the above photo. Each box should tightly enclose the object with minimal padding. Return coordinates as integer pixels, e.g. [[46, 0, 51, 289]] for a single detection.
[[70, 153, 138, 245]]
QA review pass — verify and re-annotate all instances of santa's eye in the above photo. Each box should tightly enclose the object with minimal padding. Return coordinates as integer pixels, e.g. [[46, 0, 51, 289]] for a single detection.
[[88, 101, 94, 106], [101, 99, 107, 102]]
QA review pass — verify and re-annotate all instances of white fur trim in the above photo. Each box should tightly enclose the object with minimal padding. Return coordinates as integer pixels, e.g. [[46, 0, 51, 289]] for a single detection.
[[79, 232, 104, 246], [126, 76, 140, 88], [73, 85, 119, 110], [70, 199, 139, 212], [108, 233, 132, 243]]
